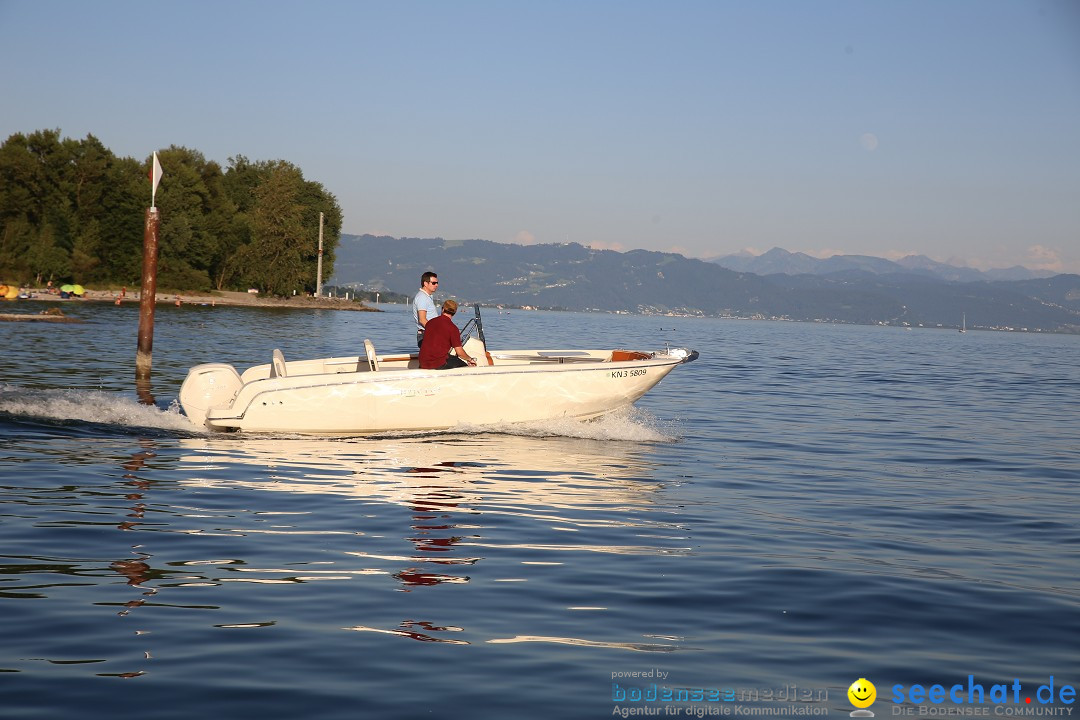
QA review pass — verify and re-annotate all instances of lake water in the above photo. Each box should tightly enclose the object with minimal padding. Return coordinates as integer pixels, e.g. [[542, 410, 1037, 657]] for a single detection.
[[2, 301, 1078, 719]]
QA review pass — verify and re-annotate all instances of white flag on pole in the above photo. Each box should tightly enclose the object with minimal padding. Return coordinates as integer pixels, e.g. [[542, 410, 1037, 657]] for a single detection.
[[150, 152, 163, 208]]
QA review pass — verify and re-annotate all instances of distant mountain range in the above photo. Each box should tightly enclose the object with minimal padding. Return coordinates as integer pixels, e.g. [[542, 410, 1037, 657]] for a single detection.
[[330, 235, 1080, 333], [708, 247, 1056, 282]]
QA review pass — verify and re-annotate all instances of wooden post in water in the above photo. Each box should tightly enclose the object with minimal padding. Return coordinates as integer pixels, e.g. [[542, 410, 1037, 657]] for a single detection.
[[135, 206, 160, 401], [136, 152, 163, 404], [316, 211, 324, 297]]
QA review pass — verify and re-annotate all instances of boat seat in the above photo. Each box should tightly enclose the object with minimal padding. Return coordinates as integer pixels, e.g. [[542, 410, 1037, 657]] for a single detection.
[[271, 349, 287, 378], [364, 339, 379, 372]]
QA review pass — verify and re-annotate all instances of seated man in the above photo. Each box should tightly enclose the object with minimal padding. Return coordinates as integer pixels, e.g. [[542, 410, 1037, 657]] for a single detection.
[[419, 299, 477, 370]]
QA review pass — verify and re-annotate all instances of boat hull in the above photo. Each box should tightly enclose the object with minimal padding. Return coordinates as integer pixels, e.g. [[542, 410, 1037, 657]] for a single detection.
[[181, 348, 697, 435]]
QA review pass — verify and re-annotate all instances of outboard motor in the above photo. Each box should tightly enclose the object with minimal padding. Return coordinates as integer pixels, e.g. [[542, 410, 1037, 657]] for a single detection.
[[178, 363, 243, 427]]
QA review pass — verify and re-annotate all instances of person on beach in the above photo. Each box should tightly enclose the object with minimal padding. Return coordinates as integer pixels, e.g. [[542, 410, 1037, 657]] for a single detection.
[[419, 299, 476, 370], [412, 271, 439, 348]]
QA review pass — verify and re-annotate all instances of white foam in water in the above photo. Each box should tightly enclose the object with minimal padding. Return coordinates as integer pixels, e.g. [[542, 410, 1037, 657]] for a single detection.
[[0, 384, 200, 433], [459, 406, 678, 443]]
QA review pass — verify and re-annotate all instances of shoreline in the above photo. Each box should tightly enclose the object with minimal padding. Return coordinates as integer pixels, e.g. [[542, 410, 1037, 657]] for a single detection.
[[2, 288, 378, 312]]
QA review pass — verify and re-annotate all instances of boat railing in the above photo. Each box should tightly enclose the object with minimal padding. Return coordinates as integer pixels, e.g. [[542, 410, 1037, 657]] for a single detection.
[[489, 353, 607, 364]]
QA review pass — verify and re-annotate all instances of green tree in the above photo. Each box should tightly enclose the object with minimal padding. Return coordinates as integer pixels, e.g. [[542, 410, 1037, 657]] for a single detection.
[[223, 159, 342, 295], [0, 130, 75, 281], [0, 129, 341, 292], [0, 130, 132, 284], [213, 155, 261, 290], [295, 174, 343, 285], [25, 222, 71, 283], [66, 135, 116, 283], [153, 146, 237, 291], [94, 155, 146, 284], [236, 163, 310, 295]]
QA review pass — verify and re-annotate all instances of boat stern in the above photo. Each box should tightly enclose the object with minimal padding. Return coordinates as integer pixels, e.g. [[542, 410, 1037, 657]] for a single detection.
[[179, 363, 243, 428]]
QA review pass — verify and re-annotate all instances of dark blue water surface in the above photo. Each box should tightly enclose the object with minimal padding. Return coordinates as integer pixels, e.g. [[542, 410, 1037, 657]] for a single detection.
[[1, 302, 1078, 719]]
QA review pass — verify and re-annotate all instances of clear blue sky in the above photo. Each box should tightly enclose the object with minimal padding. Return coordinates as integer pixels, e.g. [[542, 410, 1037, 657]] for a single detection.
[[2, 0, 1078, 272]]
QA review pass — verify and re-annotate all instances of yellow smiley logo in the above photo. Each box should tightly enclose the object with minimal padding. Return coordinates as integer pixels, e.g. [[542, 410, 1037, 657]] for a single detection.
[[848, 678, 877, 709]]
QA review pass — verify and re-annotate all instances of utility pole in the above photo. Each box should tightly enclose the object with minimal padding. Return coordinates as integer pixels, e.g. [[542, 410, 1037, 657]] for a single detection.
[[316, 211, 324, 297]]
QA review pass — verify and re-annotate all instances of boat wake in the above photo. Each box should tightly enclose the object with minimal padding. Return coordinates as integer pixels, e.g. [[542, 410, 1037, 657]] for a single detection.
[[0, 384, 199, 434]]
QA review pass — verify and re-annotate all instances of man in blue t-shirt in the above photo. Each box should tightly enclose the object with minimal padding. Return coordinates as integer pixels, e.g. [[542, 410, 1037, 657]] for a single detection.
[[412, 271, 439, 348]]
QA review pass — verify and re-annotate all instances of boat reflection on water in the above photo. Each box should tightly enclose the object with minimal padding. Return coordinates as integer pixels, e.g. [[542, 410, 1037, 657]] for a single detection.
[[175, 426, 675, 591], [172, 426, 688, 649]]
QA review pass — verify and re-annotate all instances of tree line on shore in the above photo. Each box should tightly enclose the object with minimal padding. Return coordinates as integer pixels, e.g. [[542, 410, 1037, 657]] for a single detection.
[[0, 129, 343, 296]]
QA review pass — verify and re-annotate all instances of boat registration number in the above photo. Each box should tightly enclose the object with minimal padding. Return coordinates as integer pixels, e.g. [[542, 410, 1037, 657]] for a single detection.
[[610, 368, 647, 379], [399, 388, 437, 397]]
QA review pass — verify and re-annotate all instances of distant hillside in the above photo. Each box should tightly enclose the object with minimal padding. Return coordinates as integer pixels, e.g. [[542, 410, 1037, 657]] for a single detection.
[[710, 246, 1055, 282], [766, 271, 1080, 331], [332, 235, 784, 315], [331, 235, 1080, 333]]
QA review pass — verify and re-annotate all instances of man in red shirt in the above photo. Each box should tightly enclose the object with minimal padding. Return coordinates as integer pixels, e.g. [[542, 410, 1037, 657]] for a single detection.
[[419, 299, 477, 370]]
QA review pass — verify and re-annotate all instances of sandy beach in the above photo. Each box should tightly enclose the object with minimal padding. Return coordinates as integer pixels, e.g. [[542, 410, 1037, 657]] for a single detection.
[[3, 288, 377, 312]]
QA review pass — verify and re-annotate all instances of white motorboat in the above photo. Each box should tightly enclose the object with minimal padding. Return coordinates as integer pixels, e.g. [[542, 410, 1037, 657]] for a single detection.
[[179, 307, 698, 435]]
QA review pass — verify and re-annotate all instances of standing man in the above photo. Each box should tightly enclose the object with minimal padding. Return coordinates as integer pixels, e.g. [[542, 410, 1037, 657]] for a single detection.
[[412, 271, 439, 348], [419, 299, 477, 369]]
